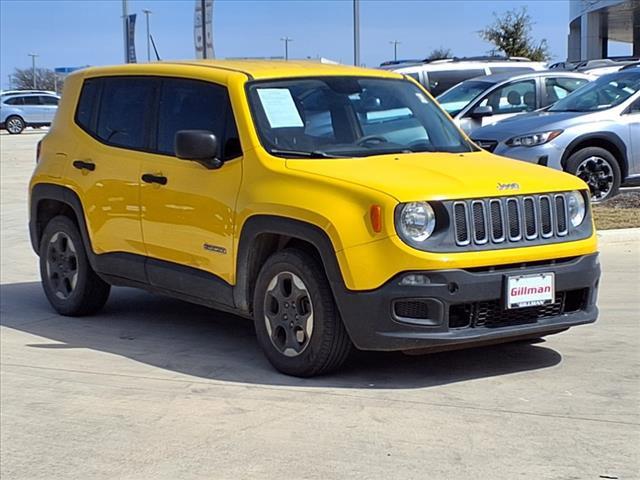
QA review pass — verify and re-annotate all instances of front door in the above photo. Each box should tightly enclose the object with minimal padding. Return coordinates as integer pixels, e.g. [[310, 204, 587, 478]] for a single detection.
[[139, 77, 243, 287]]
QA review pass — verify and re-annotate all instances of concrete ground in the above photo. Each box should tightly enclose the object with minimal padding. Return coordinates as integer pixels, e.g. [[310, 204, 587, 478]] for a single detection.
[[1, 130, 639, 479]]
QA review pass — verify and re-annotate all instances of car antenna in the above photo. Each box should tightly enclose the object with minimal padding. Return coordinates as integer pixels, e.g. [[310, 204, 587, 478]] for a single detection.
[[150, 34, 161, 61]]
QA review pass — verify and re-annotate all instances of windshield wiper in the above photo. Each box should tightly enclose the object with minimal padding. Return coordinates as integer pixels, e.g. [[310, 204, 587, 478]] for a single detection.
[[269, 148, 347, 158]]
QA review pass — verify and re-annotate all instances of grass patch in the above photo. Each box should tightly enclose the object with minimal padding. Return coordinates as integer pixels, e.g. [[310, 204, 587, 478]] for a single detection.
[[592, 192, 640, 230]]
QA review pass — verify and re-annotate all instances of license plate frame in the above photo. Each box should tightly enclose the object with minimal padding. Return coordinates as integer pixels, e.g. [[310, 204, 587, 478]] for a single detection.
[[505, 272, 555, 309]]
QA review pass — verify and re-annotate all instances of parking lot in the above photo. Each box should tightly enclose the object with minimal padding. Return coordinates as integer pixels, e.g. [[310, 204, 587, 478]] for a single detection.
[[1, 130, 639, 479]]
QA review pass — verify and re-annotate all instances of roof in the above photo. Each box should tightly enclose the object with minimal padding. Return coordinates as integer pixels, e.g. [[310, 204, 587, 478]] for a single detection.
[[469, 70, 593, 85], [78, 59, 402, 81]]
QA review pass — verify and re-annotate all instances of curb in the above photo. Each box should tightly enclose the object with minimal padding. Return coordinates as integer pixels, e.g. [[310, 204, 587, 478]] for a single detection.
[[596, 227, 640, 244]]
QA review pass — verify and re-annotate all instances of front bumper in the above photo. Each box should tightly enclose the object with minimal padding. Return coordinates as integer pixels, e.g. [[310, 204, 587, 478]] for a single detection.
[[333, 253, 599, 351], [491, 142, 565, 170]]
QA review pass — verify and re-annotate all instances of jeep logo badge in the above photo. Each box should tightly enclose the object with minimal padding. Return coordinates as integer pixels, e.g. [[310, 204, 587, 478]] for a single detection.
[[497, 182, 520, 191]]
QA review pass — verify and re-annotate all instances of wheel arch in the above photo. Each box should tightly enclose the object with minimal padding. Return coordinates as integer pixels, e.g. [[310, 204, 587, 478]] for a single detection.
[[233, 215, 346, 315], [561, 132, 628, 180], [30, 183, 94, 262]]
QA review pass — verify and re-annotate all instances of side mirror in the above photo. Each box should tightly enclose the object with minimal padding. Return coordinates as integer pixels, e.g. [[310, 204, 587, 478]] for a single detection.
[[469, 105, 493, 119], [174, 130, 223, 170]]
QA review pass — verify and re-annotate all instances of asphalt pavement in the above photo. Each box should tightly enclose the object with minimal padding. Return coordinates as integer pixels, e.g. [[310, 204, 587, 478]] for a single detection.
[[1, 130, 639, 479]]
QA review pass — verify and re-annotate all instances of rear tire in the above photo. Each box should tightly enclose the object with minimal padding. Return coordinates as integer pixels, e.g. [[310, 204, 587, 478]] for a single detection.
[[253, 248, 352, 377], [5, 115, 25, 134], [565, 147, 621, 202], [39, 215, 111, 316]]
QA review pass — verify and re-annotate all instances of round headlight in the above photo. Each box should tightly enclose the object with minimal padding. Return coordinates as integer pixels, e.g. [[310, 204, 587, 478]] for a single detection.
[[397, 202, 436, 242], [567, 191, 586, 227]]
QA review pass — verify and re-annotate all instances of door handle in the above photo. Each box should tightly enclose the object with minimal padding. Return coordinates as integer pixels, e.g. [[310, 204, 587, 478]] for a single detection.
[[141, 173, 168, 185], [72, 160, 95, 171]]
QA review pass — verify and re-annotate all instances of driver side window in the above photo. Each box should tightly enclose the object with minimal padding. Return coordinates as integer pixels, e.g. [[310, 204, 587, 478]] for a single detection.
[[477, 80, 537, 115], [628, 98, 640, 114]]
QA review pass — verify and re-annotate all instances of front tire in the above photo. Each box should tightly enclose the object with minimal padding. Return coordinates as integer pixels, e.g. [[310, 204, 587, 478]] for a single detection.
[[565, 147, 621, 202], [253, 248, 352, 377], [39, 216, 111, 316], [5, 115, 25, 134]]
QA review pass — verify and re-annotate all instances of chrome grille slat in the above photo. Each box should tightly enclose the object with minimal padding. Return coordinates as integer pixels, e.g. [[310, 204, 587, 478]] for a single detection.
[[452, 192, 571, 247]]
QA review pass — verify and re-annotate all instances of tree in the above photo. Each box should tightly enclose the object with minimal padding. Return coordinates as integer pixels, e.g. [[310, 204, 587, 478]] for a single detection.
[[426, 47, 453, 61], [10, 67, 60, 91], [479, 7, 550, 62]]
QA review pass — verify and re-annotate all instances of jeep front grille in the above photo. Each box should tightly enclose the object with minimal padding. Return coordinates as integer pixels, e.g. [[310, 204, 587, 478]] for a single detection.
[[451, 193, 571, 247]]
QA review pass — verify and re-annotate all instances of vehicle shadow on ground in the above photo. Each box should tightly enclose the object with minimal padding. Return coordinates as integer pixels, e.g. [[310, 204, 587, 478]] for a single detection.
[[0, 282, 562, 389]]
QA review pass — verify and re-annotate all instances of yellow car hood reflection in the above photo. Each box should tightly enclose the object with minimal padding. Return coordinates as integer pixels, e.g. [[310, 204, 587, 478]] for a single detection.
[[286, 151, 587, 202]]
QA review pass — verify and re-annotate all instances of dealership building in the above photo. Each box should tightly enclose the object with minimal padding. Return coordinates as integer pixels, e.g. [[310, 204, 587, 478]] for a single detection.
[[568, 0, 640, 60]]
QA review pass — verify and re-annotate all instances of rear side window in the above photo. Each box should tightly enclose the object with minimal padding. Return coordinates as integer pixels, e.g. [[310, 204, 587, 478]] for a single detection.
[[96, 78, 155, 149], [40, 96, 59, 106], [544, 77, 589, 104], [76, 79, 99, 130], [427, 69, 486, 96], [156, 78, 241, 160], [4, 96, 24, 105]]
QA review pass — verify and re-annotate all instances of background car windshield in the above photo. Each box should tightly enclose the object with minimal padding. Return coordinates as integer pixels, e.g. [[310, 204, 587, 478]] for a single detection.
[[437, 80, 492, 116], [549, 71, 640, 112], [248, 77, 475, 158]]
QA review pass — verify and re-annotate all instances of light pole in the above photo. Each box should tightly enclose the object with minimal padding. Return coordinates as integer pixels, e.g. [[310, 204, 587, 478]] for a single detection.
[[142, 9, 152, 62], [28, 53, 39, 89], [122, 0, 129, 63], [353, 0, 360, 66], [389, 40, 401, 62], [281, 36, 293, 60]]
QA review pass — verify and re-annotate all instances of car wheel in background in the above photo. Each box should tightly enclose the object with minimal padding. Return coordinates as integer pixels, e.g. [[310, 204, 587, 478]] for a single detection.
[[39, 215, 111, 316], [253, 248, 352, 377], [565, 147, 621, 202], [5, 115, 25, 134]]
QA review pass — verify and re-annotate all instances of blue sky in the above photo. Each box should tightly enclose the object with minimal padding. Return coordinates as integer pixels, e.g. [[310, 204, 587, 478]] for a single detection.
[[0, 0, 633, 89]]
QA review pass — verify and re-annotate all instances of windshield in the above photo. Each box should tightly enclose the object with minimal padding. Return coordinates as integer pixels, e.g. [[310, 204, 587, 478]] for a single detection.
[[247, 77, 476, 158], [549, 71, 640, 112], [436, 80, 493, 116]]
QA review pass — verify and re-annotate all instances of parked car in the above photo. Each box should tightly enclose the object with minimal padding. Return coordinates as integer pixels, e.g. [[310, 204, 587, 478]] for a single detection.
[[437, 71, 592, 134], [30, 60, 599, 376], [549, 57, 639, 77], [471, 68, 640, 201], [0, 91, 60, 134], [381, 56, 546, 97]]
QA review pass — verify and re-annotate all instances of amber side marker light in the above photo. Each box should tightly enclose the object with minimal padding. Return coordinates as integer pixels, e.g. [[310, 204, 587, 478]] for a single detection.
[[370, 205, 382, 233]]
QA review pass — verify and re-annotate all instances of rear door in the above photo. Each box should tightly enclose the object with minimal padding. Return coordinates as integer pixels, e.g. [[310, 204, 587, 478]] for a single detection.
[[68, 76, 154, 281], [139, 76, 243, 287], [39, 95, 60, 124], [21, 95, 43, 123]]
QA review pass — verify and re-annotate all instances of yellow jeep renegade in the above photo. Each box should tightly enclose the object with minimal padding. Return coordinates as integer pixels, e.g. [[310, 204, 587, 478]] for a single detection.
[[29, 60, 600, 376]]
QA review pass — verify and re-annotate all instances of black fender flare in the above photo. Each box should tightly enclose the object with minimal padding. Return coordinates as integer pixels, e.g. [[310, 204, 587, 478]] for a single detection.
[[234, 215, 347, 314], [561, 131, 628, 178], [30, 183, 94, 258]]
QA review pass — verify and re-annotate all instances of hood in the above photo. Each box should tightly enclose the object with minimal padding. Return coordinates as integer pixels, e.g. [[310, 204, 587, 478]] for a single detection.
[[285, 151, 586, 203], [472, 110, 593, 141]]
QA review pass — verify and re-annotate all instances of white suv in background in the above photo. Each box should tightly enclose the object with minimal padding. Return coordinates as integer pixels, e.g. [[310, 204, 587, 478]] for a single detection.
[[0, 90, 60, 134], [380, 56, 546, 96]]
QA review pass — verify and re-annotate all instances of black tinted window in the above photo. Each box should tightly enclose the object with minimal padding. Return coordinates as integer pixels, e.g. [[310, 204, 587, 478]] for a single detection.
[[22, 96, 41, 105], [76, 79, 99, 131], [40, 96, 59, 105], [4, 97, 24, 105], [157, 78, 241, 159], [427, 69, 486, 96], [97, 77, 155, 149]]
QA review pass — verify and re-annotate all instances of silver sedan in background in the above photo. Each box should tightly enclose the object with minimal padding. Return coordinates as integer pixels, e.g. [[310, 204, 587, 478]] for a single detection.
[[470, 68, 640, 201], [437, 71, 592, 134]]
